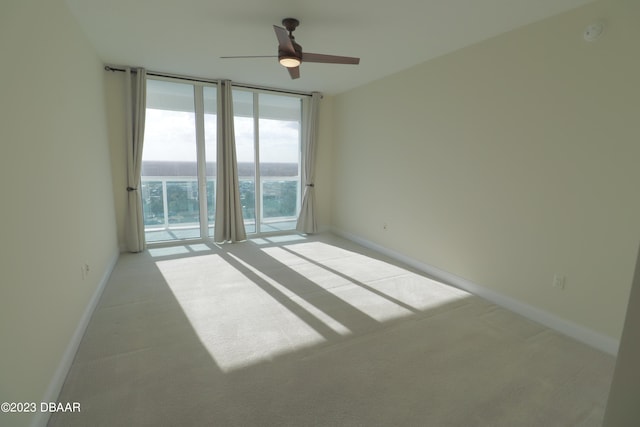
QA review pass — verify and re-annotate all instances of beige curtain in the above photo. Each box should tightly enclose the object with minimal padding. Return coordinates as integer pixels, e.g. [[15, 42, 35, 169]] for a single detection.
[[214, 80, 247, 243], [296, 92, 321, 234], [124, 67, 147, 252]]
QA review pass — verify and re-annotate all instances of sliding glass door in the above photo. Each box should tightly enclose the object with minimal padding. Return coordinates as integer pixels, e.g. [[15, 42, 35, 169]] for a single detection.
[[141, 79, 304, 243], [233, 89, 302, 234], [259, 93, 301, 232], [141, 78, 217, 243]]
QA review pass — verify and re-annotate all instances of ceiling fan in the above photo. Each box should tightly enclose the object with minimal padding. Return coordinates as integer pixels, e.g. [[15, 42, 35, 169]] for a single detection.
[[221, 18, 360, 79]]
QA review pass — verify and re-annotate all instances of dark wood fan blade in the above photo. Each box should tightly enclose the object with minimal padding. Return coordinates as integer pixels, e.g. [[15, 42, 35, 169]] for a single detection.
[[273, 25, 295, 54], [220, 55, 277, 59], [302, 52, 360, 65], [287, 66, 300, 79]]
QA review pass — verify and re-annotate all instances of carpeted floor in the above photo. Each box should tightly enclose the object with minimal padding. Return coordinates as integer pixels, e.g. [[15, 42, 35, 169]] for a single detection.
[[50, 233, 614, 426]]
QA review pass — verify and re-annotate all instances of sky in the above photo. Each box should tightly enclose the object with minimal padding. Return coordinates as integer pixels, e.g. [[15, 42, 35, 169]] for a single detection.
[[142, 109, 300, 164]]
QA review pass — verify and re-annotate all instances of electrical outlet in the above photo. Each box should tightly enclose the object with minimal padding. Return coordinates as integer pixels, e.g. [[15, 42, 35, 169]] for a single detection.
[[552, 274, 566, 290]]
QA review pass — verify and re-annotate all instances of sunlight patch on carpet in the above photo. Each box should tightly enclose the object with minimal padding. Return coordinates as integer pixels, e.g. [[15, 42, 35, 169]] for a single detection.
[[155, 253, 332, 372], [262, 242, 470, 319]]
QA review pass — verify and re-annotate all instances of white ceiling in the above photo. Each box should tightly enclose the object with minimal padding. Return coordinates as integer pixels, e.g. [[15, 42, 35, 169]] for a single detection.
[[65, 0, 595, 95]]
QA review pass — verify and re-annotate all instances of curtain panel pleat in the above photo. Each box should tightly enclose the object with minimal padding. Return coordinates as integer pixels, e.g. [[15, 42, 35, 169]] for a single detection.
[[296, 92, 321, 234], [214, 80, 247, 243], [124, 68, 147, 252]]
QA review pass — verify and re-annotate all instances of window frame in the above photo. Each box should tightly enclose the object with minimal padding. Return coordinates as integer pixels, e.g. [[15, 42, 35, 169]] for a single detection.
[[140, 76, 309, 246]]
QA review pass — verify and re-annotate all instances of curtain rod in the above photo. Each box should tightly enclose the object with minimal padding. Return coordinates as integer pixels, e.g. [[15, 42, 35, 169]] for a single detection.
[[104, 65, 316, 97]]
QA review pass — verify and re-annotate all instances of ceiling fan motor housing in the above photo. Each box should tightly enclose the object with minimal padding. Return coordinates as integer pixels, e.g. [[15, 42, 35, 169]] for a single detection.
[[279, 19, 302, 64], [282, 18, 300, 32]]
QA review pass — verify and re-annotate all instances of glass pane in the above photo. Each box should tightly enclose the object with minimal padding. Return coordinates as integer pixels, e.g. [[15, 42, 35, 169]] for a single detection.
[[262, 180, 298, 218], [206, 178, 215, 223], [141, 181, 164, 226], [166, 181, 199, 225], [204, 86, 217, 237], [142, 79, 199, 242], [239, 179, 256, 233], [233, 90, 256, 233], [259, 93, 301, 232]]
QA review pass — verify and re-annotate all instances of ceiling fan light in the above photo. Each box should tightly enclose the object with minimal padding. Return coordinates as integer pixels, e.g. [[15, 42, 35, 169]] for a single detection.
[[279, 56, 301, 68]]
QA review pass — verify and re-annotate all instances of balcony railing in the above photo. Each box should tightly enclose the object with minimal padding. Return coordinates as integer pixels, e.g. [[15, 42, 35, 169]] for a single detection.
[[141, 176, 299, 242]]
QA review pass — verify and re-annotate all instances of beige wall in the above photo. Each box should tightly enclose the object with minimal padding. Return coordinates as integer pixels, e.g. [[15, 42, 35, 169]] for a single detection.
[[0, 1, 118, 426], [331, 0, 640, 340], [315, 95, 335, 230], [604, 245, 640, 425]]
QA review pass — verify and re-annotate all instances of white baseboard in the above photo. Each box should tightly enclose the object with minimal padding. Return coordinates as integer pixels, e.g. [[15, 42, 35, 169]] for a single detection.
[[331, 228, 619, 356], [31, 249, 119, 427]]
